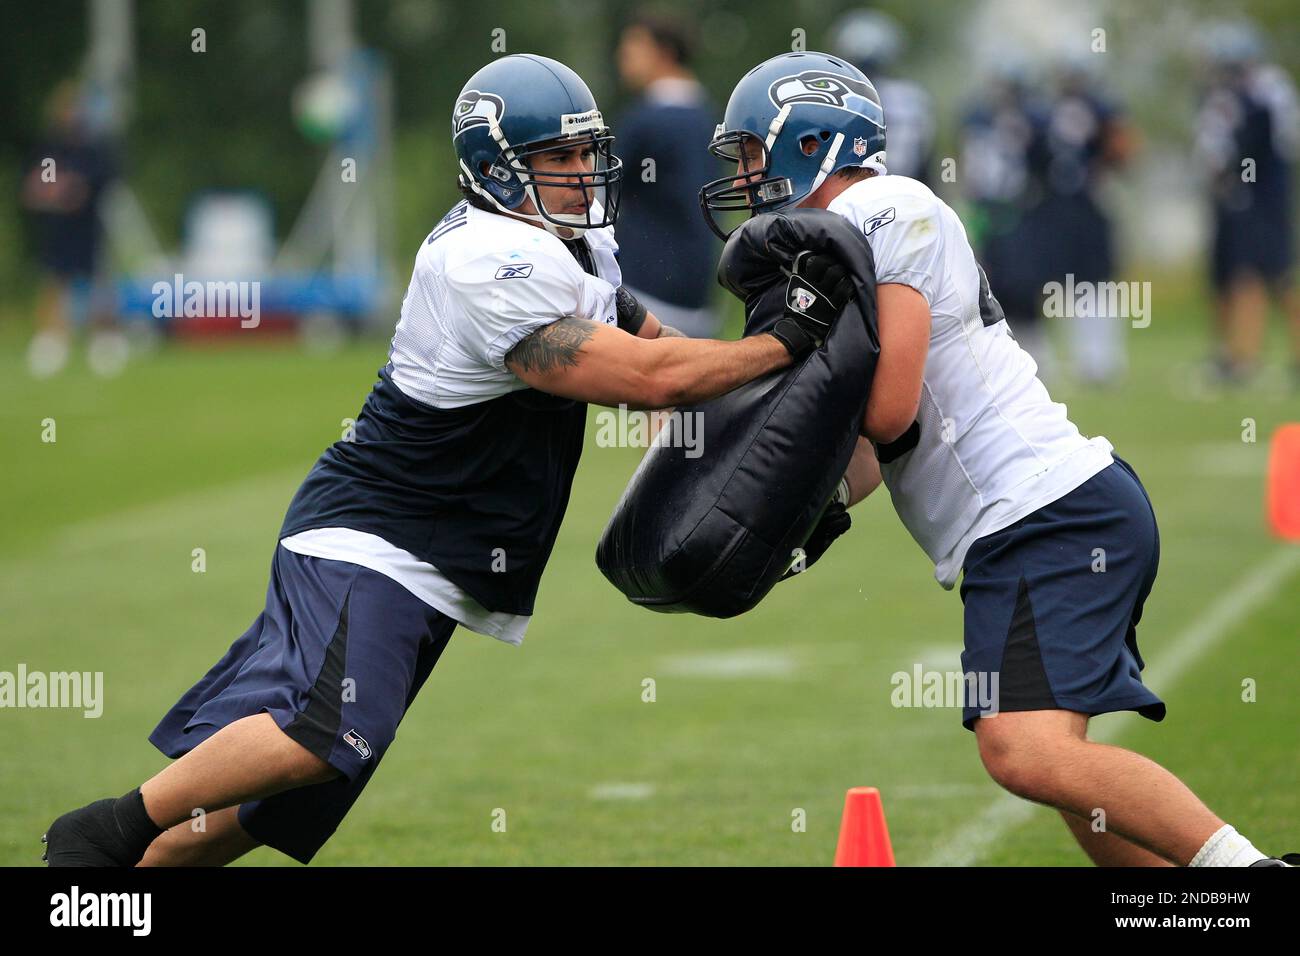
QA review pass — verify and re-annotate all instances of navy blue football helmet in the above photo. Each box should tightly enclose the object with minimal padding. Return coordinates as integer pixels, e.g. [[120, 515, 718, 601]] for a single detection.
[[700, 52, 887, 240], [453, 54, 622, 237]]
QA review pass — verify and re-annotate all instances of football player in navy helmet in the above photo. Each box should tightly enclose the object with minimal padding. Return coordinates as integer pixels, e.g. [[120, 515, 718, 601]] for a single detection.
[[702, 52, 1297, 869], [40, 54, 848, 868], [454, 54, 622, 238], [700, 52, 885, 240]]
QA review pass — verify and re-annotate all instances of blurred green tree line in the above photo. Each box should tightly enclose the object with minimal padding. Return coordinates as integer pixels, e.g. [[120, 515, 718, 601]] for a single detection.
[[1, 0, 1296, 309]]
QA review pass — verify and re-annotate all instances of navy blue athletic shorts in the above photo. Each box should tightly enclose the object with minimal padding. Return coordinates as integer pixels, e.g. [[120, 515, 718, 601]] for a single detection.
[[149, 544, 457, 863], [958, 456, 1167, 731], [1211, 207, 1294, 291]]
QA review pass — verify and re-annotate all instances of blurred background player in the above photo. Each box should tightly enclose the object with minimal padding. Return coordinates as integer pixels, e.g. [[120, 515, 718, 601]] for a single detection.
[[614, 10, 721, 338], [831, 8, 937, 186], [1194, 18, 1300, 387], [1039, 57, 1137, 387], [959, 63, 1057, 376], [20, 78, 126, 378]]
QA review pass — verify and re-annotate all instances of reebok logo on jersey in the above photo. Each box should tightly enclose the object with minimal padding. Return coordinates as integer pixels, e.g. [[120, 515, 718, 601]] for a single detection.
[[495, 263, 534, 280], [863, 207, 895, 237], [790, 287, 818, 312], [343, 729, 372, 759]]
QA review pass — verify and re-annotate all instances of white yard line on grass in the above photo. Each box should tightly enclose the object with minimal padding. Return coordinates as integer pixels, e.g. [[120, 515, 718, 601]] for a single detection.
[[49, 467, 306, 555], [589, 782, 656, 800], [922, 544, 1300, 867], [659, 648, 801, 679], [909, 643, 965, 672]]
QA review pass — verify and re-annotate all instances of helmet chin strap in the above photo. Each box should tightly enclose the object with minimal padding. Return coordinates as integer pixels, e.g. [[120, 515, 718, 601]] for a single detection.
[[807, 132, 846, 196], [765, 104, 792, 151], [521, 180, 594, 239], [459, 159, 592, 239]]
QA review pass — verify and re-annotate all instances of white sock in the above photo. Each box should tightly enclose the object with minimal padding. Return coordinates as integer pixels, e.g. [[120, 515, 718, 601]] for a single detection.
[[88, 330, 129, 378], [27, 330, 70, 379], [1188, 824, 1268, 867]]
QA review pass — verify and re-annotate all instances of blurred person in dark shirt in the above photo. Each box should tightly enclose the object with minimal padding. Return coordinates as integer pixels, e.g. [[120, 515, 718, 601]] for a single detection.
[[1038, 59, 1137, 387], [615, 11, 721, 338], [20, 79, 124, 378], [960, 66, 1058, 377], [1194, 19, 1300, 387], [831, 9, 937, 186]]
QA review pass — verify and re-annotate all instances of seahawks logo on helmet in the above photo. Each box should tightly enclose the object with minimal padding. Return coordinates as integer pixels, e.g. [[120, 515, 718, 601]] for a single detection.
[[453, 89, 505, 136], [768, 70, 881, 119]]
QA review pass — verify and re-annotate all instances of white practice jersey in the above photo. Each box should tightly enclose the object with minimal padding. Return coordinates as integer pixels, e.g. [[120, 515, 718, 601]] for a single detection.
[[389, 199, 621, 409], [282, 200, 622, 643], [827, 175, 1114, 588]]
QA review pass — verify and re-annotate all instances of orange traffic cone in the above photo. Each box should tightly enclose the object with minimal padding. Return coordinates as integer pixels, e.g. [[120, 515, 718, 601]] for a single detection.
[[1266, 424, 1300, 541], [833, 786, 896, 866]]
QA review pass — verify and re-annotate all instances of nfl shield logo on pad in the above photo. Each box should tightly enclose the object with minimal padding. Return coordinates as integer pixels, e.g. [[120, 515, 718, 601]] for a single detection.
[[792, 287, 817, 312], [853, 136, 868, 157]]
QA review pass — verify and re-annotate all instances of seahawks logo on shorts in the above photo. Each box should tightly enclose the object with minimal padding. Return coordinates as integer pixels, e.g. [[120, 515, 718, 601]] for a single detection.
[[343, 729, 372, 759], [453, 90, 505, 136], [768, 70, 882, 121]]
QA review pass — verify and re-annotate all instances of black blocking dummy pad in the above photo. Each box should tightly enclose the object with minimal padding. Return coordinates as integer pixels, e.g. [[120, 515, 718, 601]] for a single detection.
[[596, 208, 880, 617]]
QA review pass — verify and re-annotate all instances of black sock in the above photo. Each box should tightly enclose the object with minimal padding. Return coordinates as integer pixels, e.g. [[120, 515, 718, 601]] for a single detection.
[[112, 787, 165, 856], [46, 791, 164, 867]]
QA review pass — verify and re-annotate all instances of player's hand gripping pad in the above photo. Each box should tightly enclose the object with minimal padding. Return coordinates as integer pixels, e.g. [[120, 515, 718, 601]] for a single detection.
[[595, 208, 881, 617]]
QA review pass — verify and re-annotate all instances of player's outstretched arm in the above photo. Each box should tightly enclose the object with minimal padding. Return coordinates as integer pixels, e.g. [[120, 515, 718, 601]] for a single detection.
[[506, 317, 790, 410], [507, 253, 848, 408]]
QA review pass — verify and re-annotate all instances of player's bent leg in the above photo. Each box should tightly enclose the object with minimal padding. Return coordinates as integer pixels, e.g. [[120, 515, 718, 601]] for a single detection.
[[973, 708, 1089, 806], [138, 806, 262, 867], [133, 549, 456, 865], [957, 458, 1227, 864], [141, 712, 341, 829], [973, 709, 1222, 865], [45, 714, 339, 867], [1058, 808, 1174, 867], [226, 558, 458, 865], [54, 549, 458, 867]]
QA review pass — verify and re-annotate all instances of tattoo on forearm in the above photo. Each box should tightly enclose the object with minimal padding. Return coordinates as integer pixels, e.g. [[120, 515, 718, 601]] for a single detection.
[[507, 317, 596, 374], [657, 324, 686, 338]]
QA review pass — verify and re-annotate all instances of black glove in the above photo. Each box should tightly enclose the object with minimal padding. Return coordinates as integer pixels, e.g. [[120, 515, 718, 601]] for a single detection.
[[780, 500, 852, 580], [768, 250, 855, 358]]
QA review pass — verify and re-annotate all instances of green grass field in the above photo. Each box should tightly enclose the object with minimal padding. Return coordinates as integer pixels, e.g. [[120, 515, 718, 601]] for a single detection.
[[1, 279, 1296, 866]]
